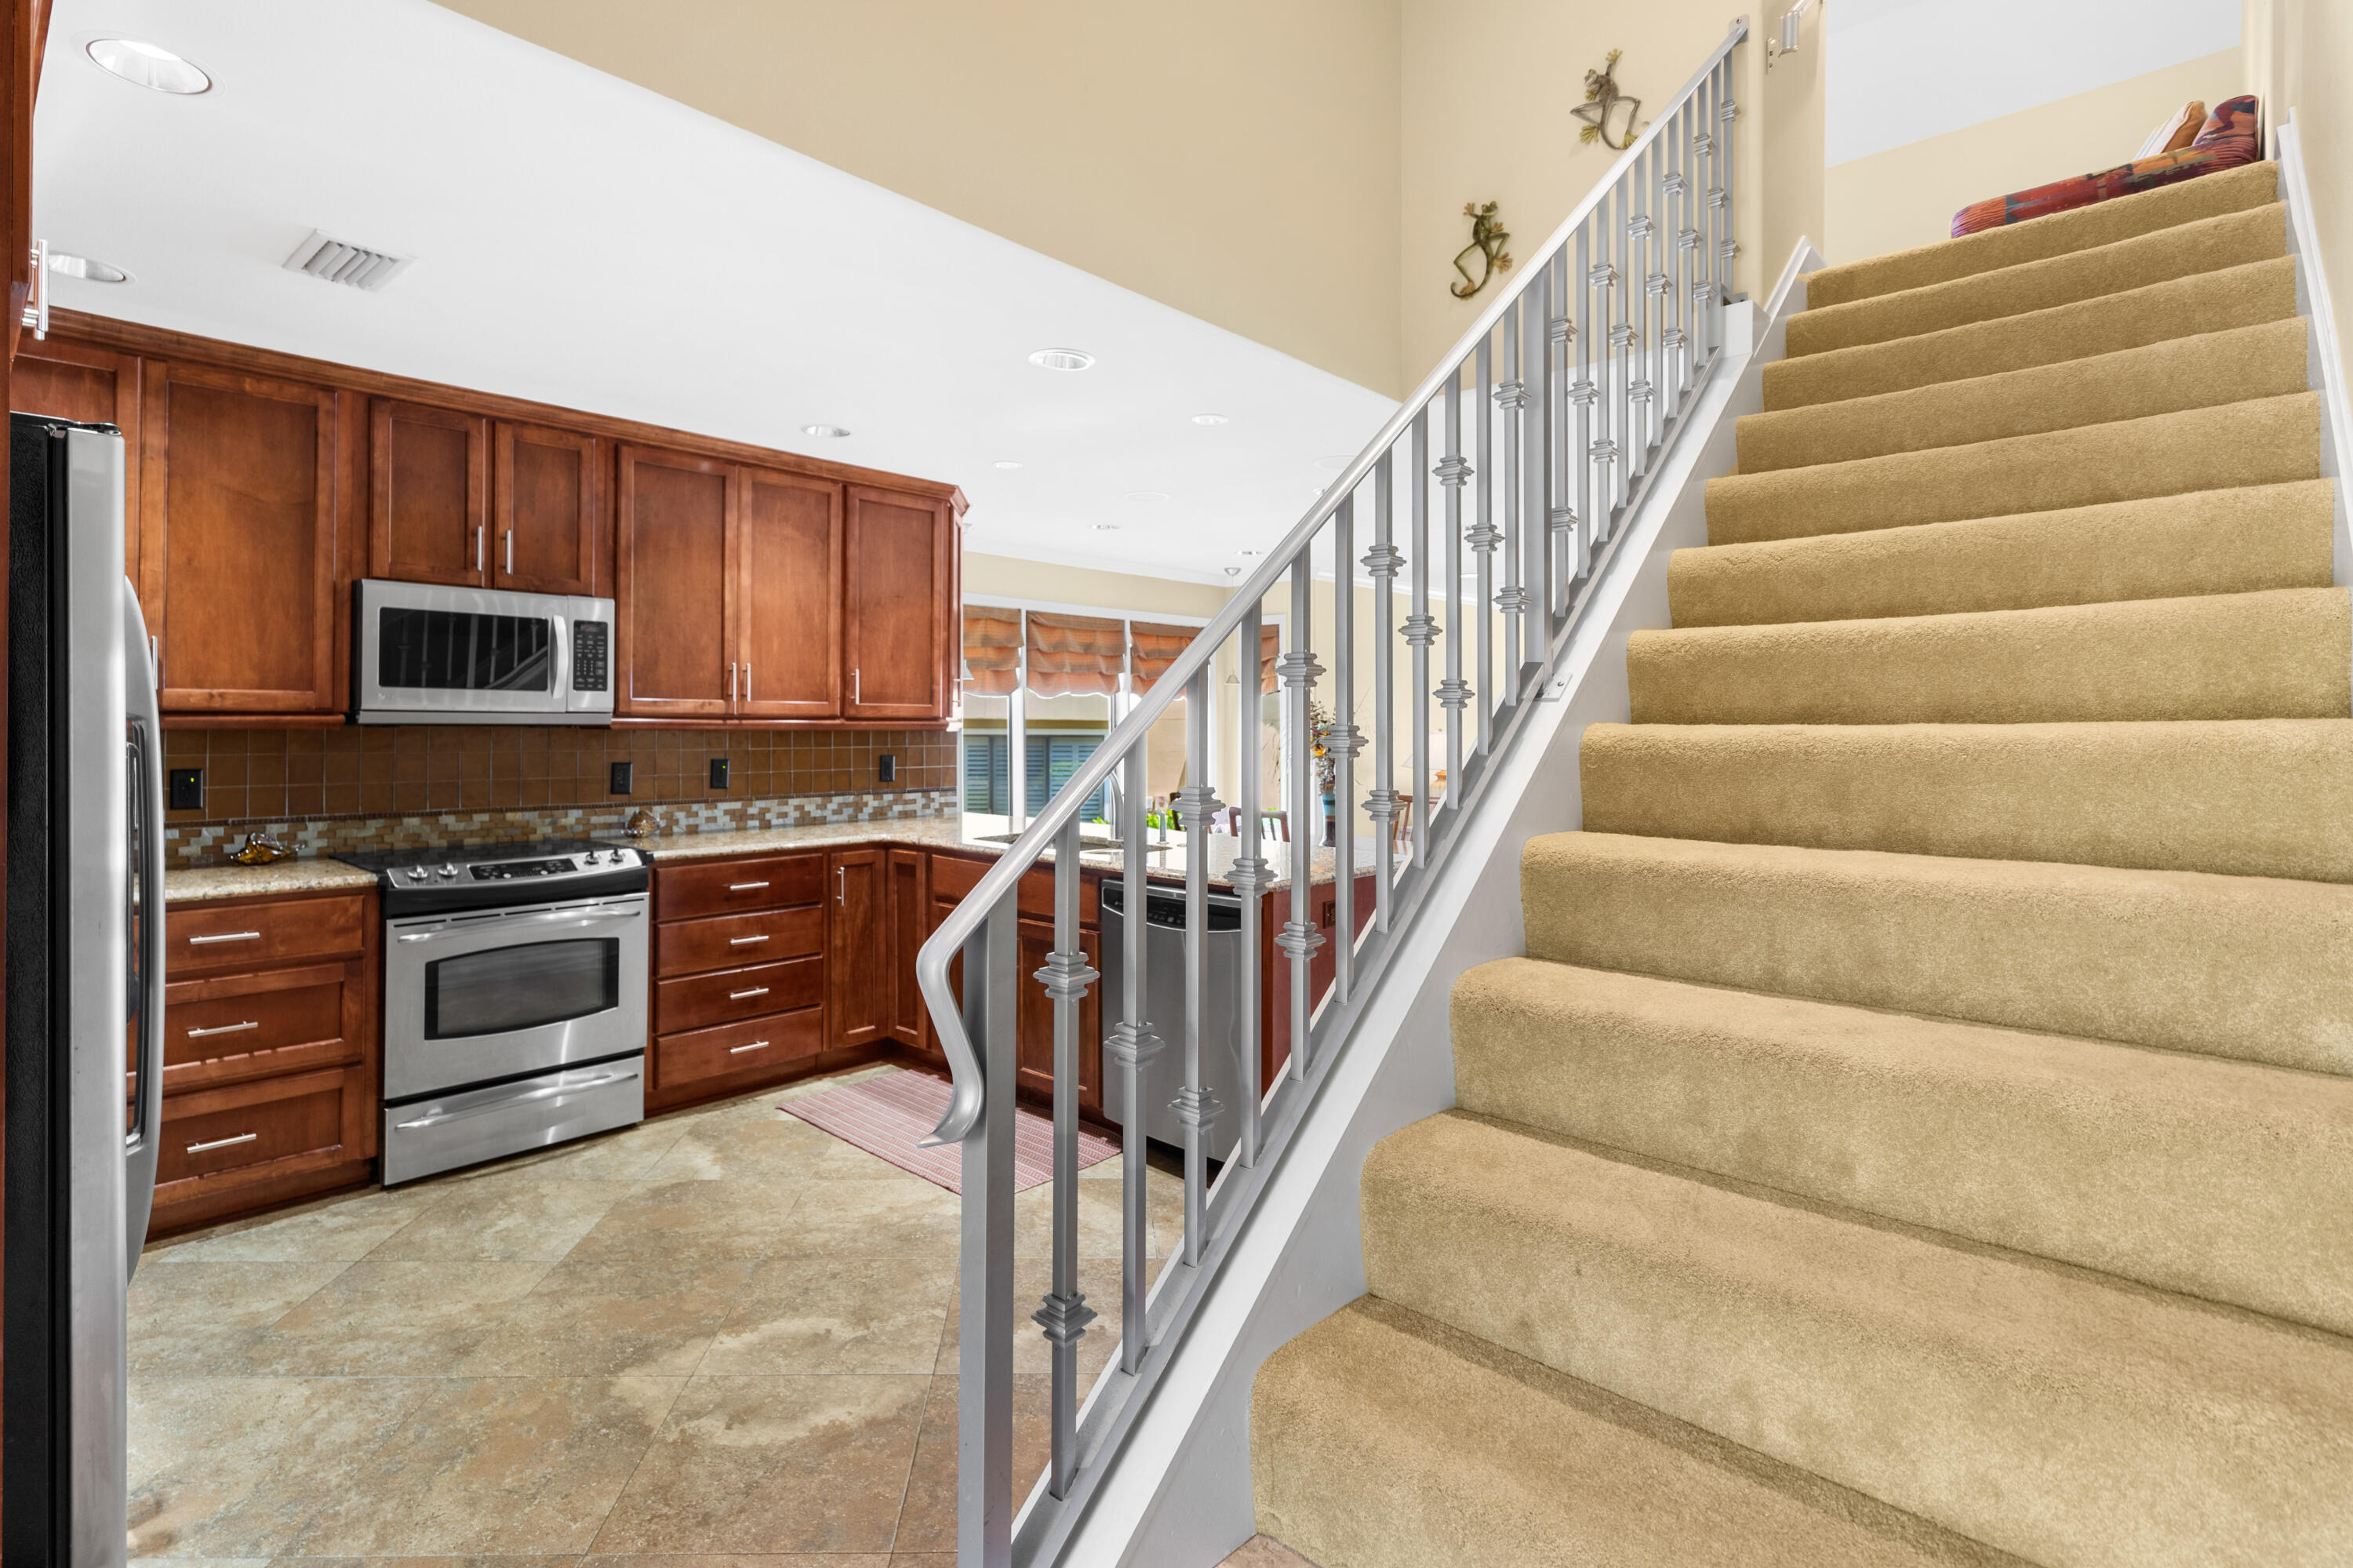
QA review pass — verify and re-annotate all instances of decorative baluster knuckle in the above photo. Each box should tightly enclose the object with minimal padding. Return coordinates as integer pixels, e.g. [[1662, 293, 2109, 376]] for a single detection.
[[1660, 171, 1687, 197], [1033, 950, 1099, 1002], [1629, 380, 1655, 406], [1435, 678, 1474, 714], [1276, 649, 1325, 689], [1464, 518, 1504, 553], [1608, 323, 1638, 350], [1491, 378, 1529, 412], [1625, 213, 1654, 240], [1547, 505, 1574, 537], [1169, 1085, 1222, 1133], [1676, 227, 1700, 253], [1548, 315, 1572, 347], [1401, 612, 1441, 649], [1275, 919, 1326, 960], [1362, 786, 1402, 826], [1321, 722, 1366, 760], [1645, 271, 1671, 297], [1434, 455, 1473, 489], [1033, 1290, 1097, 1346], [1589, 438, 1620, 464], [1492, 584, 1530, 613], [1719, 238, 1741, 262], [1224, 854, 1274, 897], [1567, 377, 1598, 409], [1362, 540, 1404, 580], [1720, 98, 1739, 121], [1173, 782, 1225, 831], [1693, 133, 1715, 157], [1587, 262, 1618, 289], [1706, 185, 1728, 210], [1662, 327, 1688, 350], [1103, 1020, 1165, 1070]]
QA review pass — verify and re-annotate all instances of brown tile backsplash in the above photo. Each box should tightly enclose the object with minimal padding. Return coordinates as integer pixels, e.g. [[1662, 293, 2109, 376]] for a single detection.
[[162, 724, 960, 869]]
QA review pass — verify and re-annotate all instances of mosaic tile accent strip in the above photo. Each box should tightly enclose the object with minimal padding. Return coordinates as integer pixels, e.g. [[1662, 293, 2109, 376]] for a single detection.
[[165, 788, 958, 870]]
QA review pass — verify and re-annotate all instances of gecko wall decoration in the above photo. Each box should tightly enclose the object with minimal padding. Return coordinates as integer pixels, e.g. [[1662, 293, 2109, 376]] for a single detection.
[[1573, 48, 1642, 151], [1451, 201, 1514, 300]]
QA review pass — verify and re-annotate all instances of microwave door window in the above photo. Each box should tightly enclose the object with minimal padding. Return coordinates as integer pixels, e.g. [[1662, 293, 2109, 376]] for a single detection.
[[424, 938, 619, 1039], [378, 608, 554, 693]]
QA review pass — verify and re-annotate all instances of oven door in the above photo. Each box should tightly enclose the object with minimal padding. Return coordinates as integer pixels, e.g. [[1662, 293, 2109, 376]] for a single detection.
[[383, 893, 649, 1101], [354, 579, 581, 723]]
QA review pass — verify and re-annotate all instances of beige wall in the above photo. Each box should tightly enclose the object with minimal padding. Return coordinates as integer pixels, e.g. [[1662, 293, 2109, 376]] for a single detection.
[[1824, 49, 2242, 267], [962, 551, 1230, 620], [2245, 0, 2353, 320], [437, 0, 1406, 396]]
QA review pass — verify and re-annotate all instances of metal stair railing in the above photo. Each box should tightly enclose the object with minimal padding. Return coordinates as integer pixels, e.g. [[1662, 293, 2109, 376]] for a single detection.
[[917, 19, 1751, 1563]]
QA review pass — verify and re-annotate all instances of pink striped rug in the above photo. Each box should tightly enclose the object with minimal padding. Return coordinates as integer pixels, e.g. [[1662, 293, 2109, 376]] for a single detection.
[[784, 1068, 1119, 1195]]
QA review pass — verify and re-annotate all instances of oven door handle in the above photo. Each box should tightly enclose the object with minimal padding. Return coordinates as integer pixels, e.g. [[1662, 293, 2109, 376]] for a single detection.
[[391, 1066, 641, 1131], [395, 905, 646, 942]]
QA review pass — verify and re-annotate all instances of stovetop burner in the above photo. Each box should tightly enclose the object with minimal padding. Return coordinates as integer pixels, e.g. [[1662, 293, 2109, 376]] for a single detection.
[[336, 836, 648, 915]]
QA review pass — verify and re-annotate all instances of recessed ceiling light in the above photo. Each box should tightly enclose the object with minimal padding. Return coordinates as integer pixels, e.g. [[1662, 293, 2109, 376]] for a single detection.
[[992, 460, 1023, 470], [45, 251, 129, 283], [1238, 548, 1262, 557], [1223, 566, 1243, 576], [85, 37, 210, 94], [1092, 523, 1121, 532], [1028, 347, 1095, 372], [802, 424, 851, 438], [1124, 490, 1172, 503], [1191, 413, 1230, 426]]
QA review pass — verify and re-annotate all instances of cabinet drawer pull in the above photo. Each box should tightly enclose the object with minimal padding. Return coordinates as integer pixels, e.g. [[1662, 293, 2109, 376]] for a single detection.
[[187, 930, 261, 945], [185, 1020, 259, 1039], [504, 529, 514, 574], [728, 934, 769, 947], [727, 881, 770, 892], [185, 1131, 258, 1155], [727, 986, 770, 1000], [728, 1040, 771, 1055], [474, 525, 485, 572]]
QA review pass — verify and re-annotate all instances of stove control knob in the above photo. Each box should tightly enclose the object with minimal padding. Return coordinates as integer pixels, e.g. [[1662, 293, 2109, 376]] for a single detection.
[[405, 867, 427, 882], [438, 864, 458, 879]]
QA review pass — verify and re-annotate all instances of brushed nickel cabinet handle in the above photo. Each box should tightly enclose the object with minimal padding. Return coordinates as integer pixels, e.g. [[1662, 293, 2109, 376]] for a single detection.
[[185, 1132, 257, 1155], [187, 930, 260, 945], [852, 668, 860, 704], [728, 986, 770, 1000], [836, 866, 846, 904], [504, 529, 514, 574], [729, 934, 769, 947], [728, 661, 737, 707], [744, 662, 752, 702], [727, 881, 769, 892], [185, 1020, 258, 1039], [728, 1040, 771, 1054], [474, 525, 485, 572]]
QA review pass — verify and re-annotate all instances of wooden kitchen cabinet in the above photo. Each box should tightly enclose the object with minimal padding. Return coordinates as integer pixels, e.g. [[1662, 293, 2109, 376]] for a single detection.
[[828, 848, 887, 1050], [648, 851, 832, 1111], [922, 850, 1103, 1117], [885, 847, 928, 1047], [736, 465, 842, 719], [9, 336, 140, 579], [139, 359, 342, 714], [152, 888, 378, 1235], [493, 422, 600, 595], [616, 444, 737, 719], [843, 486, 955, 721], [369, 398, 488, 587]]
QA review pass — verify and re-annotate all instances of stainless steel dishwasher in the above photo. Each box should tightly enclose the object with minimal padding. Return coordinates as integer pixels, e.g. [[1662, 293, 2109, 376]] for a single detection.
[[1098, 881, 1248, 1162]]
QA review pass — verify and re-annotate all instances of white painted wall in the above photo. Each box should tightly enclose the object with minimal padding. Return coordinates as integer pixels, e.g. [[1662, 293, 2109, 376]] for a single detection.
[[1829, 0, 2242, 166]]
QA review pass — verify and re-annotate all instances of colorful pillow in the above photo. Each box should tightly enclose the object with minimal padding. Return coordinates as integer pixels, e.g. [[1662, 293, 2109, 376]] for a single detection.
[[2134, 100, 2205, 158], [1951, 93, 2261, 237]]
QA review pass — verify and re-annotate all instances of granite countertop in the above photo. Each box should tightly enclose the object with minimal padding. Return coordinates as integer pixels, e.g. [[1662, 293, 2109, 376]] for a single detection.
[[163, 858, 380, 904]]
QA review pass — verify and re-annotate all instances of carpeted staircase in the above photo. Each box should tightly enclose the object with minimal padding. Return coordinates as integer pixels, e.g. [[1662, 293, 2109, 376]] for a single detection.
[[1248, 159, 2353, 1567]]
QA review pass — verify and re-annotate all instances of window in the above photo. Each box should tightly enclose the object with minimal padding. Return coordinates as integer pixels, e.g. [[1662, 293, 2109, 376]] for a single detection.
[[962, 733, 1110, 819]]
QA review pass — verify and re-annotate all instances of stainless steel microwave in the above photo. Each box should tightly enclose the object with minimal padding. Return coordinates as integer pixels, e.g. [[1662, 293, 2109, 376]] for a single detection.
[[352, 579, 615, 725]]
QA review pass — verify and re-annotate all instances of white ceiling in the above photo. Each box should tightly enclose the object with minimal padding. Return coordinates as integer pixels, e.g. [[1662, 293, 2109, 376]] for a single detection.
[[32, 0, 1397, 586]]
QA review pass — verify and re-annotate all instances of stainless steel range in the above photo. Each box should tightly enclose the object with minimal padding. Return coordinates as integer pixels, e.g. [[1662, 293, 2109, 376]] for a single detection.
[[337, 839, 650, 1184]]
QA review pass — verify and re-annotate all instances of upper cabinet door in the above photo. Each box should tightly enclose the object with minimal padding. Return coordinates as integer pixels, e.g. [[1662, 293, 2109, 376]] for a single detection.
[[736, 466, 841, 720], [494, 421, 599, 597], [10, 338, 142, 585], [616, 444, 737, 718], [842, 486, 953, 721], [369, 398, 488, 588], [141, 360, 341, 713]]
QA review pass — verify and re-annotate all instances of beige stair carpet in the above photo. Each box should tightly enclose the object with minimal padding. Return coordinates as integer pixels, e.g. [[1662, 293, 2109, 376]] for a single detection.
[[1251, 162, 2353, 1567]]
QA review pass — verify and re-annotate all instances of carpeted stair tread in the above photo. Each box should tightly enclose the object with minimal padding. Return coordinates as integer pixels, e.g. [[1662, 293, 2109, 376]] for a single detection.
[[1521, 831, 2353, 1075], [1358, 1111, 2353, 1568], [1625, 588, 2351, 726], [1580, 719, 2353, 882], [1786, 202, 2286, 358], [1706, 391, 2320, 545], [1451, 956, 2353, 1335], [1737, 318, 2309, 473], [1803, 159, 2278, 311], [1250, 1296, 2026, 1568], [1765, 256, 2300, 412], [1668, 481, 2335, 628]]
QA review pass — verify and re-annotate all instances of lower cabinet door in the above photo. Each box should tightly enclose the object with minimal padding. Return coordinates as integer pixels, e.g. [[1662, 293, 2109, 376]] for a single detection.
[[653, 1008, 827, 1098], [150, 1064, 373, 1231]]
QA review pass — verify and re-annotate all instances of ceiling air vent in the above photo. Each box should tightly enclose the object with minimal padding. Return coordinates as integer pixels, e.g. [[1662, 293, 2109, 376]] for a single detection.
[[282, 229, 413, 292]]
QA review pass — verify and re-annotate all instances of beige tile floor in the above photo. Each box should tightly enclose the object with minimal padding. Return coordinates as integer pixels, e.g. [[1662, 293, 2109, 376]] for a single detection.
[[129, 1064, 1186, 1568]]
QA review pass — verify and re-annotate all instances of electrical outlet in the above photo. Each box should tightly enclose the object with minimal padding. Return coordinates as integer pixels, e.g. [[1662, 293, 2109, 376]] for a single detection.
[[167, 767, 204, 812], [609, 761, 633, 795], [878, 753, 896, 784], [708, 756, 730, 789]]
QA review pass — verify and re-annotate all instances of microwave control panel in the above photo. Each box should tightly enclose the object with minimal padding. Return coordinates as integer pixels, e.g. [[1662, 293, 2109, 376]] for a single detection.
[[573, 620, 610, 692]]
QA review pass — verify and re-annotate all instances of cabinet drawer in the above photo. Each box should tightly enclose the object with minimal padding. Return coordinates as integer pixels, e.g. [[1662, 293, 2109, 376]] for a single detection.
[[928, 853, 1097, 925], [655, 904, 824, 977], [166, 893, 367, 973], [655, 955, 824, 1035], [162, 964, 356, 1089], [155, 1065, 365, 1187], [656, 854, 825, 920], [653, 1008, 827, 1093]]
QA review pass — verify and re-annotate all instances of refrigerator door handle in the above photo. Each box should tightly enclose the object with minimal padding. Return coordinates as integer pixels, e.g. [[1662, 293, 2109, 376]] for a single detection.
[[122, 577, 166, 1282]]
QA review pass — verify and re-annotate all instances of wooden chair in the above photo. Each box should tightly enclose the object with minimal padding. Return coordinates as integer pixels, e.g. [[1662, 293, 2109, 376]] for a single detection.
[[1260, 809, 1291, 842]]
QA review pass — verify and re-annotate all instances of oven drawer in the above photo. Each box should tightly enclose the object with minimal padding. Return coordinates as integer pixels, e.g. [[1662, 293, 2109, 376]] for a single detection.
[[162, 964, 358, 1090], [655, 955, 824, 1035], [653, 1009, 826, 1094], [656, 854, 825, 920], [655, 904, 825, 977], [166, 893, 368, 973], [382, 1057, 644, 1186], [155, 1065, 369, 1188]]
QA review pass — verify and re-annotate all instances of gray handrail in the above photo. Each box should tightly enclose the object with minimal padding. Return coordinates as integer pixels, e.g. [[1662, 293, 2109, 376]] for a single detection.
[[917, 14, 1751, 1148]]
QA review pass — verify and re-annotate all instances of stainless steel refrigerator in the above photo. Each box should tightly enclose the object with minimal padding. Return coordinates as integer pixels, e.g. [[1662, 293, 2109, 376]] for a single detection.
[[4, 413, 164, 1568]]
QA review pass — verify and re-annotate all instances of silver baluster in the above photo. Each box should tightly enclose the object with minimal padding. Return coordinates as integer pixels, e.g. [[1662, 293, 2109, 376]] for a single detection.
[[956, 891, 1017, 1568], [1493, 312, 1526, 687], [1231, 606, 1269, 1166], [1469, 340, 1499, 755], [1573, 218, 1597, 571], [1365, 450, 1401, 927], [1329, 498, 1360, 999], [1033, 820, 1097, 1499], [1104, 747, 1161, 1375], [1405, 408, 1436, 865], [1277, 557, 1324, 1079], [1521, 264, 1548, 675], [1435, 377, 1470, 818], [1173, 664, 1222, 1267]]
